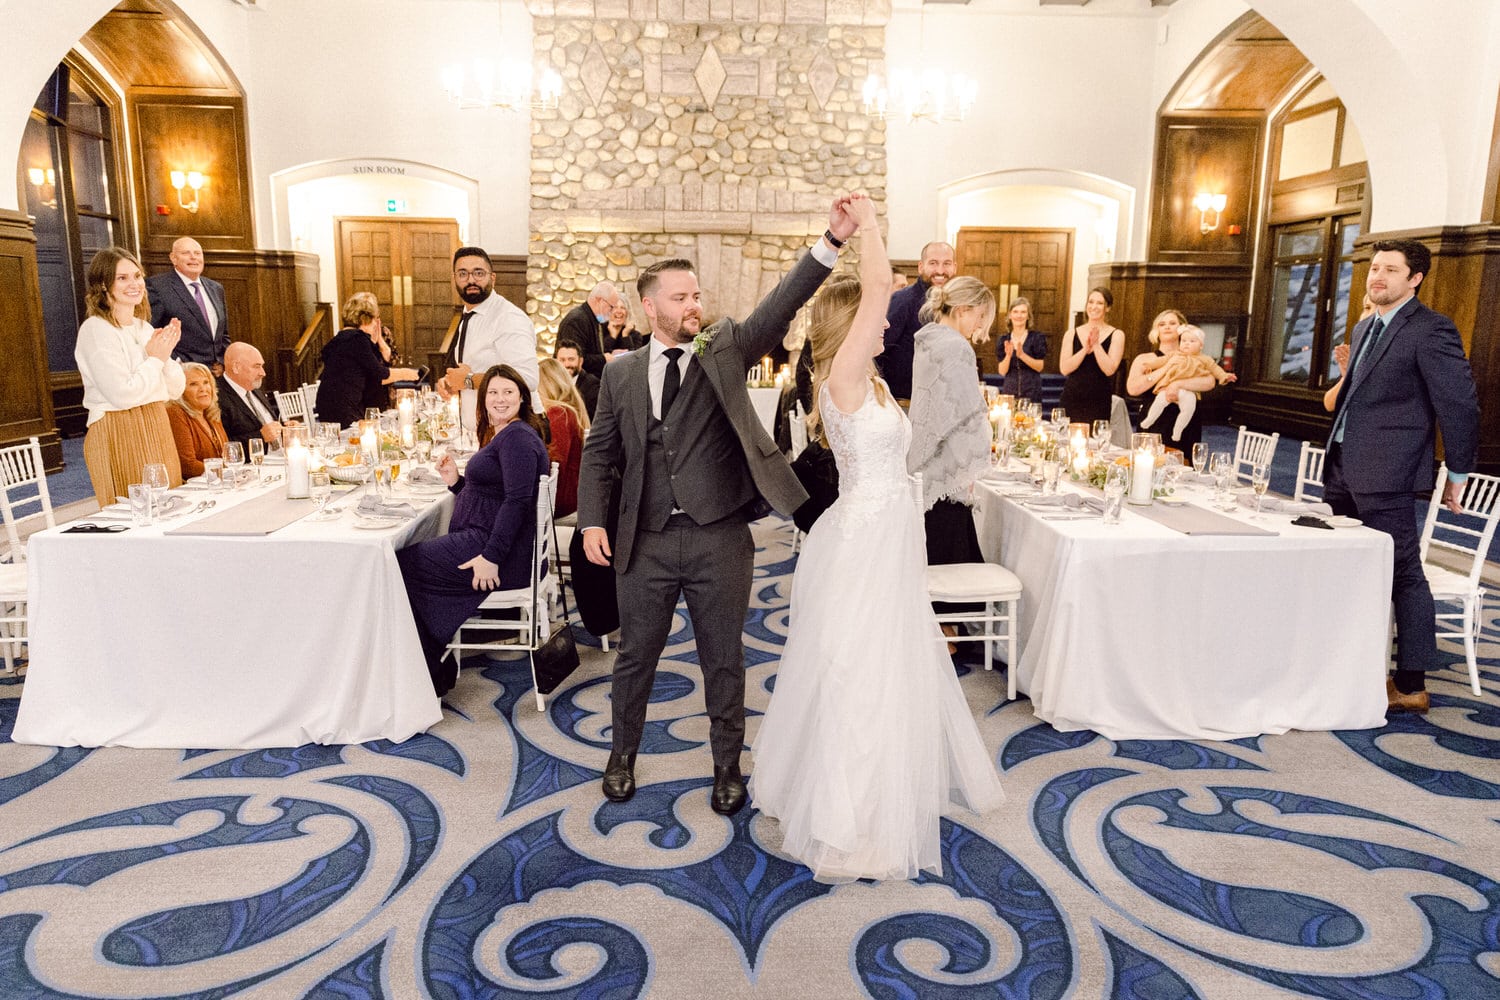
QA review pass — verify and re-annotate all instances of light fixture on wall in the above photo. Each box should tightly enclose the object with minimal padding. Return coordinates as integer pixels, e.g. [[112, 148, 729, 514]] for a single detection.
[[170, 170, 207, 213], [442, 59, 562, 113], [1193, 191, 1227, 234], [26, 167, 57, 209]]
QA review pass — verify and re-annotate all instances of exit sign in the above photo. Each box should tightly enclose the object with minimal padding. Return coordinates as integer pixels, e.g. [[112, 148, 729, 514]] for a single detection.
[[386, 199, 408, 213]]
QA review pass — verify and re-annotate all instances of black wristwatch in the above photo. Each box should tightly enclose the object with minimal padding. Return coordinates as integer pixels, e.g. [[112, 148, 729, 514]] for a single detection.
[[823, 229, 846, 249]]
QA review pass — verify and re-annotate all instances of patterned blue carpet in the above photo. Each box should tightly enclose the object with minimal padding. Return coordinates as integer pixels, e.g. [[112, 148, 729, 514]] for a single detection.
[[1, 519, 1498, 999]]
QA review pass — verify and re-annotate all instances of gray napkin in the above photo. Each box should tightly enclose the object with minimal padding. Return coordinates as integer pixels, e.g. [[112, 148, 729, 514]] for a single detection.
[[1024, 493, 1104, 512], [981, 468, 1033, 483], [407, 467, 445, 486], [1236, 494, 1332, 515], [1179, 471, 1217, 486], [356, 495, 417, 519]]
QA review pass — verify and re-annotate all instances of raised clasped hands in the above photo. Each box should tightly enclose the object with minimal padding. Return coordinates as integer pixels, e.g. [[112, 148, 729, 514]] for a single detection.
[[1332, 342, 1350, 375], [846, 193, 878, 231], [828, 193, 866, 242], [146, 318, 181, 361], [459, 553, 500, 591]]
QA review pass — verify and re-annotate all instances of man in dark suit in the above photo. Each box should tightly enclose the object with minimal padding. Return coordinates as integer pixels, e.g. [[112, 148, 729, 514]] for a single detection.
[[557, 280, 621, 378], [578, 194, 859, 815], [1324, 238, 1480, 714], [555, 339, 600, 418], [217, 342, 285, 451], [147, 237, 230, 371], [879, 240, 955, 401]]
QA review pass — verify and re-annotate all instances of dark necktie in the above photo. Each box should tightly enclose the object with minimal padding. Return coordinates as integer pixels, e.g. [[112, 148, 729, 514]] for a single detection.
[[1347, 316, 1384, 386], [191, 282, 211, 330], [453, 311, 474, 367], [661, 348, 683, 419]]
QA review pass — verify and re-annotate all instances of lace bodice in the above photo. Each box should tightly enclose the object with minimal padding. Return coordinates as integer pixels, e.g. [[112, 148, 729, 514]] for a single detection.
[[820, 380, 911, 535]]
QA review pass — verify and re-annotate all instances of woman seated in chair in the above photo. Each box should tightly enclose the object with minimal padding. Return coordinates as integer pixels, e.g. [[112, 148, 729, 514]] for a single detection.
[[396, 364, 551, 696], [166, 362, 229, 477], [315, 292, 419, 428], [536, 357, 588, 518]]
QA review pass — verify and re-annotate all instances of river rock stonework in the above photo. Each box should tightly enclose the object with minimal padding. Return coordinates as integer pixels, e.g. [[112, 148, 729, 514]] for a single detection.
[[527, 0, 890, 340]]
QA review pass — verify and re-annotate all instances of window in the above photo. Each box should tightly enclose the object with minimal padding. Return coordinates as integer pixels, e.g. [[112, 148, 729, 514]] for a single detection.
[[1262, 215, 1360, 387], [17, 63, 125, 373]]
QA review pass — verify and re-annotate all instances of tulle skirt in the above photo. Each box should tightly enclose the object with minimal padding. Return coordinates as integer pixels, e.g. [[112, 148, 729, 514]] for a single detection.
[[750, 491, 1004, 883]]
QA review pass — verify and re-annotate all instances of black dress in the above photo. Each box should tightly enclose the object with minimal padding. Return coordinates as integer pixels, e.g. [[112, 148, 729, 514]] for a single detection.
[[317, 327, 390, 428], [1059, 329, 1117, 424]]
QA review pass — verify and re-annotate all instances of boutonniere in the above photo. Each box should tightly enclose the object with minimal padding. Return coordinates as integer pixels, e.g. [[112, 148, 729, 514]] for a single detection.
[[691, 327, 717, 357]]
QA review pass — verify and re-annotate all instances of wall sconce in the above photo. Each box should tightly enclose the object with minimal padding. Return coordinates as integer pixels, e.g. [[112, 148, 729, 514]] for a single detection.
[[169, 170, 207, 213], [27, 167, 58, 209], [1193, 192, 1227, 234]]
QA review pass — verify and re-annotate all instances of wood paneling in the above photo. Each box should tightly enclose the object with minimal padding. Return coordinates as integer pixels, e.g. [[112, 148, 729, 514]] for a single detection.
[[81, 4, 238, 95], [1150, 118, 1263, 264], [1169, 39, 1309, 112], [0, 212, 63, 470], [133, 97, 254, 254]]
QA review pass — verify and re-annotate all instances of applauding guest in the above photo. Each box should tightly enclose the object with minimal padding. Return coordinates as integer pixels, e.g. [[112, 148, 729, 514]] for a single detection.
[[166, 362, 229, 477], [397, 364, 551, 696], [147, 237, 229, 371], [995, 295, 1046, 405], [536, 357, 589, 518], [1058, 287, 1124, 425], [76, 247, 186, 505], [316, 292, 419, 429]]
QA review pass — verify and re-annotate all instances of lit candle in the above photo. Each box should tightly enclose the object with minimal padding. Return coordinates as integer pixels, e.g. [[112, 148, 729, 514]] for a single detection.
[[1129, 446, 1155, 505], [1070, 429, 1088, 455], [400, 424, 415, 449], [360, 426, 378, 468], [446, 395, 460, 427], [1072, 449, 1090, 477], [398, 396, 413, 428], [286, 437, 311, 498]]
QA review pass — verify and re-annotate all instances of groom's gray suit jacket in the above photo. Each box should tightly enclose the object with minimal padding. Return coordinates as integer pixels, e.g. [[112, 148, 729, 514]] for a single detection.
[[578, 251, 826, 572]]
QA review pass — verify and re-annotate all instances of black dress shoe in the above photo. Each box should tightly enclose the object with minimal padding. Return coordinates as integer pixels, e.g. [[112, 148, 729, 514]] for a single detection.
[[711, 763, 747, 816], [602, 751, 636, 802]]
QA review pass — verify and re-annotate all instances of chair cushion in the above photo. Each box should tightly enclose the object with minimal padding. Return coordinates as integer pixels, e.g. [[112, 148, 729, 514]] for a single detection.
[[926, 562, 1022, 601], [1422, 563, 1478, 601], [0, 562, 27, 600]]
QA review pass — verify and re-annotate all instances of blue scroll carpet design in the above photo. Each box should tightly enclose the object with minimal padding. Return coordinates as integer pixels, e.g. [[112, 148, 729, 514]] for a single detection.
[[1, 517, 1499, 998]]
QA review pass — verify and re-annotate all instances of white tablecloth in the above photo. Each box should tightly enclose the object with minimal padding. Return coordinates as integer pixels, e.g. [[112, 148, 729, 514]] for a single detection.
[[748, 386, 781, 435], [973, 475, 1394, 740], [13, 481, 450, 749]]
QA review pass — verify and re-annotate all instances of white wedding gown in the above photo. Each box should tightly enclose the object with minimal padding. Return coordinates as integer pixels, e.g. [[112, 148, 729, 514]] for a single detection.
[[750, 380, 1004, 883]]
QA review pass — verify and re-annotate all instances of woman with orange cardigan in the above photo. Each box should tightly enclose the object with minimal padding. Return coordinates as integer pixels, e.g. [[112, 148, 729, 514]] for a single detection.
[[166, 362, 229, 476]]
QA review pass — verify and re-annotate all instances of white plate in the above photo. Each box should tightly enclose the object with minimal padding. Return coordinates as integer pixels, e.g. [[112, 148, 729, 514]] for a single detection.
[[1157, 495, 1189, 506], [351, 515, 401, 530], [1327, 515, 1362, 528]]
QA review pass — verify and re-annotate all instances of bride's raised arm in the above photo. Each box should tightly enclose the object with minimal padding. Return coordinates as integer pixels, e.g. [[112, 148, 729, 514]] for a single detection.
[[825, 195, 891, 414]]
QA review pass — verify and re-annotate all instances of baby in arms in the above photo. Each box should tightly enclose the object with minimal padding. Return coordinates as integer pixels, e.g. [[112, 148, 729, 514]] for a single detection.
[[1138, 325, 1237, 441]]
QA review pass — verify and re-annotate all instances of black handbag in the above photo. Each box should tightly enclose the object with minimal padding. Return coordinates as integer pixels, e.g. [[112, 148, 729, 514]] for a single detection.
[[531, 580, 581, 696]]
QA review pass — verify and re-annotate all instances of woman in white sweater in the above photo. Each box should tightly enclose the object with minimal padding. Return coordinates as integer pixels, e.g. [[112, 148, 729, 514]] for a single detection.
[[76, 247, 186, 505]]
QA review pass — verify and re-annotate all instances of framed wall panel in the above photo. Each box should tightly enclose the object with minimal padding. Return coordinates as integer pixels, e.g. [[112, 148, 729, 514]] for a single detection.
[[132, 96, 253, 254]]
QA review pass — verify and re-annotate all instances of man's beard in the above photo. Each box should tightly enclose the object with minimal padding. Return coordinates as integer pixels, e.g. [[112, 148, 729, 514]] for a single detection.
[[457, 282, 491, 305], [660, 313, 701, 343]]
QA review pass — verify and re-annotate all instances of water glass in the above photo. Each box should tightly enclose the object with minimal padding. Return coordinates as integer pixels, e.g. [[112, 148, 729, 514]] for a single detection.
[[223, 442, 246, 490], [128, 483, 153, 526], [309, 470, 334, 518], [1041, 460, 1061, 495], [1102, 482, 1126, 525], [1092, 419, 1111, 450], [248, 438, 265, 479], [1191, 442, 1208, 475], [202, 457, 225, 491]]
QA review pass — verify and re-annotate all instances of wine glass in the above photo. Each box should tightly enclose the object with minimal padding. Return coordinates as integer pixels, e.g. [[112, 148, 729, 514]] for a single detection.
[[1250, 462, 1270, 518], [1192, 442, 1208, 476], [223, 442, 246, 490], [1089, 419, 1109, 449], [248, 438, 265, 480], [142, 462, 170, 515], [309, 470, 334, 518], [385, 455, 404, 495]]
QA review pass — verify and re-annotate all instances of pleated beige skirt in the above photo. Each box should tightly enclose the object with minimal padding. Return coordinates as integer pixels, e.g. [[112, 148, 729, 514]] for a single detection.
[[83, 401, 183, 506]]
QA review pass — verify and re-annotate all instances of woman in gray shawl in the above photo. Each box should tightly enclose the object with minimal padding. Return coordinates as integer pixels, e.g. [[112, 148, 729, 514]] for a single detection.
[[907, 276, 996, 616]]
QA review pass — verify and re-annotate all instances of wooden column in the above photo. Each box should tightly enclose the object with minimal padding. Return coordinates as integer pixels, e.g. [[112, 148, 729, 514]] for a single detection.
[[0, 211, 62, 470]]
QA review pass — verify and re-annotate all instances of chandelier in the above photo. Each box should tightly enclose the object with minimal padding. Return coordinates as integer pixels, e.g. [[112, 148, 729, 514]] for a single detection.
[[862, 69, 978, 123], [442, 59, 562, 113]]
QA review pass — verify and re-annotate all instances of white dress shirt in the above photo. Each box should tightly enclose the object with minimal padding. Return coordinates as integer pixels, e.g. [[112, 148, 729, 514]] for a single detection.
[[648, 337, 694, 420], [75, 315, 187, 425], [176, 270, 220, 335], [459, 290, 541, 412]]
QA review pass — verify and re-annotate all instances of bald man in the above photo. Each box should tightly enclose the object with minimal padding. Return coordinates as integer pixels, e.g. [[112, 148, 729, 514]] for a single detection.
[[148, 237, 230, 371], [217, 342, 286, 450], [557, 280, 622, 378]]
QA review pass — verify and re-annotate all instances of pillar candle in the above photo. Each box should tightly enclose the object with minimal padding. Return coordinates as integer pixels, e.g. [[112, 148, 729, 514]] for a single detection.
[[1129, 447, 1155, 505], [286, 438, 311, 498]]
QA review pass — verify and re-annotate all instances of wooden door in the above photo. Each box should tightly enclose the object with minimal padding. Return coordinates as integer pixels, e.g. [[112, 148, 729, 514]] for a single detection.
[[955, 228, 1073, 374], [335, 217, 460, 363]]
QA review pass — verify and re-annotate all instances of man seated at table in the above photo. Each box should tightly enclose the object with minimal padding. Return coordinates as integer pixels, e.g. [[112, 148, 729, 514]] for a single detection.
[[217, 342, 287, 451]]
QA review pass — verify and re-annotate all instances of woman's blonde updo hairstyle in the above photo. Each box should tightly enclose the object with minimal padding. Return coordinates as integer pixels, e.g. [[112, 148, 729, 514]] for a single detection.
[[923, 276, 996, 333]]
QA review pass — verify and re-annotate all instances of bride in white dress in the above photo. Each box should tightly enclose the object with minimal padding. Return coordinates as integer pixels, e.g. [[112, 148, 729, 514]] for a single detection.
[[750, 196, 1004, 883]]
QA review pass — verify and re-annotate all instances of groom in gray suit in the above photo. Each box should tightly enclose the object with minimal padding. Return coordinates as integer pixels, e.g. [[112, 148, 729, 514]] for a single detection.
[[579, 195, 859, 814]]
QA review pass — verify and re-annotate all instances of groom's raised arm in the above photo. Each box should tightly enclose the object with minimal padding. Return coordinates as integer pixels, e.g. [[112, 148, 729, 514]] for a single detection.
[[727, 195, 858, 365]]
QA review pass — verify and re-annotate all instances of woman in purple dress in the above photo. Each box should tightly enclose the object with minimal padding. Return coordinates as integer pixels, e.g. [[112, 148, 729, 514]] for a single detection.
[[397, 364, 551, 695]]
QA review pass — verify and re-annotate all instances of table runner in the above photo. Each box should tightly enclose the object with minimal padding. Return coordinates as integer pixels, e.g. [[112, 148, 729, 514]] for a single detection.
[[165, 491, 317, 536], [1128, 499, 1278, 536]]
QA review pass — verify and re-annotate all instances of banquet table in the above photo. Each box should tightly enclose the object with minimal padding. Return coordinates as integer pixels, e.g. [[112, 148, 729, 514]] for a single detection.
[[12, 477, 450, 749], [973, 473, 1394, 740]]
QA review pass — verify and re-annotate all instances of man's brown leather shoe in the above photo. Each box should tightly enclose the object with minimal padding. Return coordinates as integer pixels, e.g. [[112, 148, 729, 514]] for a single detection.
[[602, 751, 636, 802], [1386, 678, 1430, 714]]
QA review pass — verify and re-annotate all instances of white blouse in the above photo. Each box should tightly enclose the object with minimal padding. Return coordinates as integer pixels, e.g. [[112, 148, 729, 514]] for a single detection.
[[75, 315, 187, 426]]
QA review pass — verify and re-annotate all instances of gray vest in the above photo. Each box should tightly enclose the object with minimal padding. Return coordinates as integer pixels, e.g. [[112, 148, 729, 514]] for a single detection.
[[640, 362, 756, 530]]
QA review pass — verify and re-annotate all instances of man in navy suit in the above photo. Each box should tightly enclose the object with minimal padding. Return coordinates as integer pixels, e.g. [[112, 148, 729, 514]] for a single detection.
[[147, 237, 229, 371], [1324, 239, 1480, 714]]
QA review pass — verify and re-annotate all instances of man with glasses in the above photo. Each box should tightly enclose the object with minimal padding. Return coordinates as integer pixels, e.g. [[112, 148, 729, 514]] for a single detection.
[[438, 247, 539, 405], [557, 280, 622, 378]]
